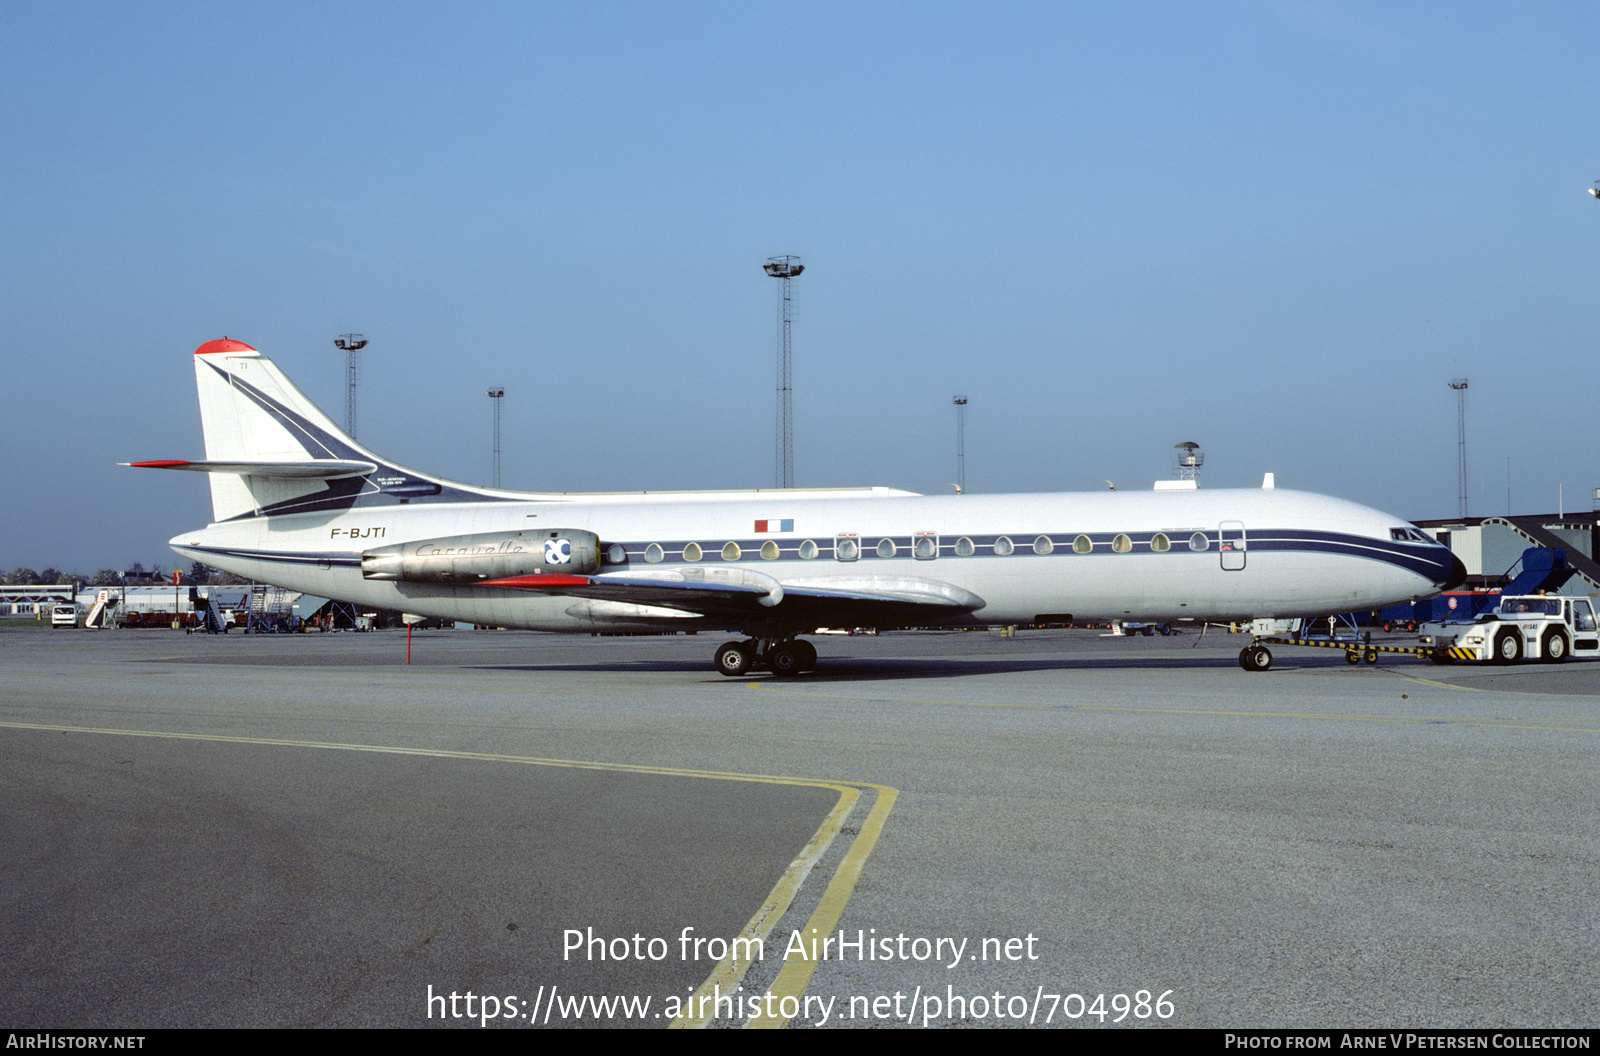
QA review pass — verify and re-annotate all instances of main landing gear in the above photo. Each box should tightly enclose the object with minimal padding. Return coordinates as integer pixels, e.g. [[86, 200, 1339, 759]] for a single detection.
[[714, 638, 818, 677]]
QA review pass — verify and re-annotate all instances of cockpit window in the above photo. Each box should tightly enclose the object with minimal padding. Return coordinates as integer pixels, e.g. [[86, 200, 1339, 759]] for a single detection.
[[1391, 527, 1432, 543]]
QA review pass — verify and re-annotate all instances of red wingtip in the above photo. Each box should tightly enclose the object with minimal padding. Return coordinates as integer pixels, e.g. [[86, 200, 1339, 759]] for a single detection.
[[195, 338, 257, 356], [129, 460, 192, 468]]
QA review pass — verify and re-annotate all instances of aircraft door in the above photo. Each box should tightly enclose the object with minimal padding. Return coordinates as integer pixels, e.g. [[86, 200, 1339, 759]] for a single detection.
[[1219, 521, 1246, 571]]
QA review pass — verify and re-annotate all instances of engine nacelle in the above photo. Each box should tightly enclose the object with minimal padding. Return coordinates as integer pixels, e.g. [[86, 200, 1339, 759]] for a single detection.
[[361, 529, 601, 582]]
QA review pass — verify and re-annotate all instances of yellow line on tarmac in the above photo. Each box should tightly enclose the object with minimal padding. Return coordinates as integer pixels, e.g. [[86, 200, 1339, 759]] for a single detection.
[[744, 782, 899, 1029], [670, 784, 861, 1029], [0, 720, 897, 1030]]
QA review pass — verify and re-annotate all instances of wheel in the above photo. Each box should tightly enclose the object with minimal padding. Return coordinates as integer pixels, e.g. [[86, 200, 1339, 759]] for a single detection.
[[1493, 630, 1522, 665], [1344, 650, 1361, 665], [1429, 650, 1456, 665], [1363, 648, 1378, 665], [1541, 628, 1568, 664], [1140, 625, 1154, 637], [714, 641, 753, 676], [793, 639, 818, 671], [1158, 623, 1173, 636], [768, 642, 805, 677], [1239, 645, 1272, 672]]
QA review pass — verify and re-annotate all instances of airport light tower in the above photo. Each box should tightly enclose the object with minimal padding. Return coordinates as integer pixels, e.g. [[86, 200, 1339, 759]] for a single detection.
[[487, 388, 504, 488], [334, 334, 367, 438], [763, 255, 803, 488], [953, 396, 968, 493], [1450, 378, 1469, 517]]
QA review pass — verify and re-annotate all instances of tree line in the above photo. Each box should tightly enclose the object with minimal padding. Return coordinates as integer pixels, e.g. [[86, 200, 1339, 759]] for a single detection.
[[2, 563, 251, 587]]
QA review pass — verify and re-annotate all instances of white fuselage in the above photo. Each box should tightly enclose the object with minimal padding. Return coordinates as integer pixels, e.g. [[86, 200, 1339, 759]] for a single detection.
[[172, 485, 1452, 632]]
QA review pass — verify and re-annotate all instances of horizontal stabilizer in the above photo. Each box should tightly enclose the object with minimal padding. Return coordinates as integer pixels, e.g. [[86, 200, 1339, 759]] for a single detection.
[[125, 459, 378, 480]]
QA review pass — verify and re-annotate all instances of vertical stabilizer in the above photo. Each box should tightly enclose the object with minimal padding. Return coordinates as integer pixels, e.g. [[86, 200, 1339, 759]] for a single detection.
[[177, 338, 492, 523], [194, 339, 371, 522]]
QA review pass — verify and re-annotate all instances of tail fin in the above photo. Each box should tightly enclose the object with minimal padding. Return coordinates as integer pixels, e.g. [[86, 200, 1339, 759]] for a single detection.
[[129, 338, 498, 523], [194, 338, 366, 521]]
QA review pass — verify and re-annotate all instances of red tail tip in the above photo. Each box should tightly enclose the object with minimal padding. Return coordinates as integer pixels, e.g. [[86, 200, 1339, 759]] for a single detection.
[[195, 338, 257, 356]]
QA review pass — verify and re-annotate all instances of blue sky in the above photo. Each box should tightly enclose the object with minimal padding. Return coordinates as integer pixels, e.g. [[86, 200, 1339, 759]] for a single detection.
[[3, 1, 1598, 572]]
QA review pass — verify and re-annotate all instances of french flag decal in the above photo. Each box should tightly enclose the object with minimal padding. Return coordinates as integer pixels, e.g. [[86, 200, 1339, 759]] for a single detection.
[[754, 519, 793, 533]]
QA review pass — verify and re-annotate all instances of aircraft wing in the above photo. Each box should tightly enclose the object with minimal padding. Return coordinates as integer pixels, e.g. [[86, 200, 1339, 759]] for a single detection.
[[482, 568, 986, 626]]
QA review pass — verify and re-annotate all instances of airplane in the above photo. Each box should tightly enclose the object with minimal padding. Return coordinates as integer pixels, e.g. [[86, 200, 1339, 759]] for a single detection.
[[128, 338, 1466, 675]]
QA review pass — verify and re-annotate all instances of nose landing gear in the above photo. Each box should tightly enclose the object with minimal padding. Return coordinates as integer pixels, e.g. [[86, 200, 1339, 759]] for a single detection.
[[1238, 645, 1273, 671]]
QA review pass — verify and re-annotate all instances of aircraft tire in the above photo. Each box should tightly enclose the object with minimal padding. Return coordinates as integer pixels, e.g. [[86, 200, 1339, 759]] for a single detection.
[[1344, 650, 1361, 665], [768, 643, 805, 677], [1429, 651, 1455, 664], [1493, 630, 1522, 665], [1239, 646, 1272, 672], [714, 641, 754, 677], [793, 639, 818, 671], [1363, 648, 1378, 665], [1541, 629, 1568, 664]]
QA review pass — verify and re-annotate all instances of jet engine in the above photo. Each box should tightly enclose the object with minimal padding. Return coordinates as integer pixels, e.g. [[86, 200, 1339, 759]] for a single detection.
[[361, 529, 601, 582]]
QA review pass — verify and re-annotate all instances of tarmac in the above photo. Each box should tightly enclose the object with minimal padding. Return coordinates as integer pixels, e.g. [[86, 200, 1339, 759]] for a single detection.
[[2, 623, 1597, 1029]]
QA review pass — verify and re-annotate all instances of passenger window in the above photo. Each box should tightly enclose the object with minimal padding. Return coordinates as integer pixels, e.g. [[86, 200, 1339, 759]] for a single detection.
[[1152, 533, 1171, 552], [876, 538, 897, 558], [994, 536, 1014, 556], [1033, 535, 1053, 555], [760, 540, 780, 560], [954, 537, 975, 557], [836, 535, 859, 561], [1189, 533, 1209, 551], [914, 533, 937, 559], [683, 542, 703, 562], [1112, 534, 1132, 553], [644, 543, 664, 563], [1073, 535, 1092, 553], [721, 542, 741, 561], [799, 539, 819, 560]]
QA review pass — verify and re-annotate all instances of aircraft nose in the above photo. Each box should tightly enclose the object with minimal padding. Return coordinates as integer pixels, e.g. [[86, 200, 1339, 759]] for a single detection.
[[1438, 551, 1468, 592]]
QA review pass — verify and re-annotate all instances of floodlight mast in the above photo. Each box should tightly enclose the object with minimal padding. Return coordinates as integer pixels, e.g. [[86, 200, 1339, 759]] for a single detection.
[[486, 388, 504, 488], [953, 396, 968, 494], [1450, 379, 1469, 518], [763, 256, 803, 488], [334, 334, 368, 438]]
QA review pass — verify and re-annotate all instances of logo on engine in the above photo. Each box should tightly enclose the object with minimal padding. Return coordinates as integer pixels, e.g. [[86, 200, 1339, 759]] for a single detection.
[[545, 538, 573, 565]]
